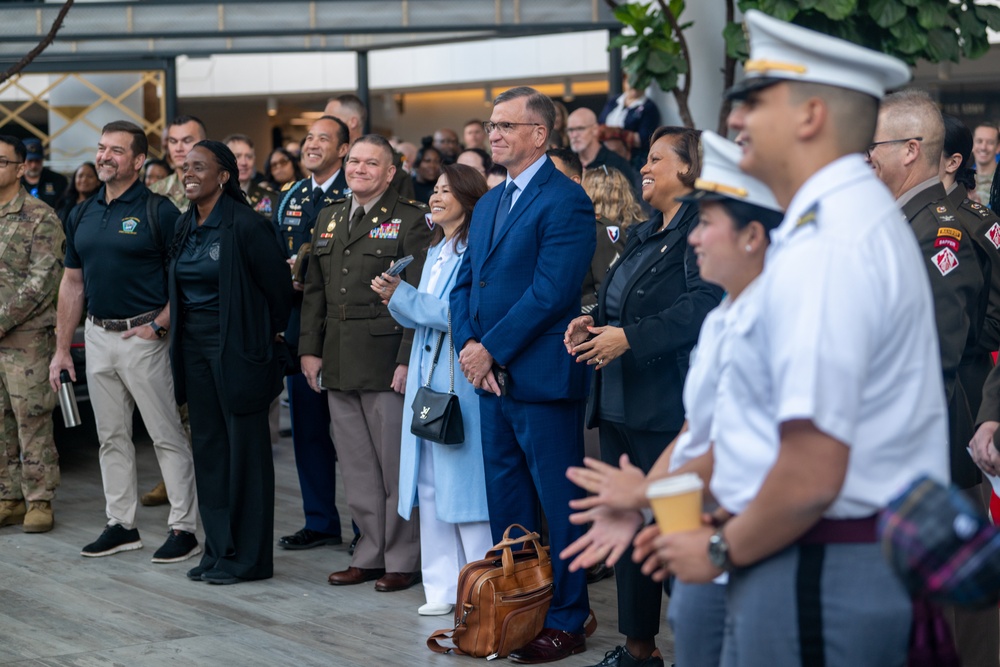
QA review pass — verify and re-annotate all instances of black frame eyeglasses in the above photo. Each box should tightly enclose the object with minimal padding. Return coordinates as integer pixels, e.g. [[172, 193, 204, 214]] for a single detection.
[[0, 158, 24, 169], [865, 136, 923, 159], [482, 121, 542, 136]]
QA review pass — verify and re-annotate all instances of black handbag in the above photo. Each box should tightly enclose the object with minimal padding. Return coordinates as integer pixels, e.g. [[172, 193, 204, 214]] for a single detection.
[[410, 311, 465, 445]]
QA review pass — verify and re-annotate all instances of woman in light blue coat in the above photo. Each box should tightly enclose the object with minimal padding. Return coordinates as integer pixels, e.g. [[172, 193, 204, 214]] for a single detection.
[[373, 163, 492, 616]]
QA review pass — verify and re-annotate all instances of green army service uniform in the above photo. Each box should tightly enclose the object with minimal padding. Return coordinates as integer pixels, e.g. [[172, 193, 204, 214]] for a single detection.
[[903, 181, 987, 489], [298, 186, 432, 389], [149, 172, 189, 213], [582, 216, 626, 314], [298, 185, 432, 573], [949, 184, 1000, 426], [0, 187, 64, 502]]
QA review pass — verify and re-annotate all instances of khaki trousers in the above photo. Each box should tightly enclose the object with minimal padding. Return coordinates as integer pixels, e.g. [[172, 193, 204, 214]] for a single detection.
[[327, 389, 419, 572], [85, 320, 197, 533]]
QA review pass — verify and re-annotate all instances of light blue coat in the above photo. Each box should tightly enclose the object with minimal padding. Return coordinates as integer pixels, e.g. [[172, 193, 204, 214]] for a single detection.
[[389, 238, 489, 524]]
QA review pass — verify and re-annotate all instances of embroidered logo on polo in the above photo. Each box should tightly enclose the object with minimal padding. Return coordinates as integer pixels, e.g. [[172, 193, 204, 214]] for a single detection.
[[209, 242, 220, 261], [932, 247, 959, 276], [370, 220, 401, 240], [120, 218, 139, 234], [607, 226, 620, 243], [987, 222, 1000, 250]]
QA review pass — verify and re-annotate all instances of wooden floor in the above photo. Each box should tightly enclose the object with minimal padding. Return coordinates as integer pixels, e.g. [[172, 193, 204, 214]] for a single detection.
[[0, 404, 673, 666]]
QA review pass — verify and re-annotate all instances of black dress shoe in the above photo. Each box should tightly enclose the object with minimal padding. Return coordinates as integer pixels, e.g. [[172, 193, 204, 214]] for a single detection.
[[201, 569, 244, 585], [278, 528, 343, 550], [586, 563, 615, 584], [349, 533, 360, 555], [508, 628, 586, 664], [186, 563, 211, 581]]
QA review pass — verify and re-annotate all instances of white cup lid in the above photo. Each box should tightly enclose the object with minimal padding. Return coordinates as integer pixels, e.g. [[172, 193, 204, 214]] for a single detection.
[[646, 472, 704, 498]]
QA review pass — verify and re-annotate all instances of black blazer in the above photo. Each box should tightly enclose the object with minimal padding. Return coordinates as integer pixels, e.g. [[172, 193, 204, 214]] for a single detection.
[[586, 203, 723, 432], [168, 195, 294, 414]]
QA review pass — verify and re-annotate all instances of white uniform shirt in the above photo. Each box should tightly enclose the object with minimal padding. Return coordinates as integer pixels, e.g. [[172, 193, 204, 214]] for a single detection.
[[712, 154, 949, 518], [709, 279, 780, 513], [668, 297, 732, 472]]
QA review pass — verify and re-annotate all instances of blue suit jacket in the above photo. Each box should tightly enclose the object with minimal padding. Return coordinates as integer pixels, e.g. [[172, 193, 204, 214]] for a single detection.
[[450, 157, 596, 403]]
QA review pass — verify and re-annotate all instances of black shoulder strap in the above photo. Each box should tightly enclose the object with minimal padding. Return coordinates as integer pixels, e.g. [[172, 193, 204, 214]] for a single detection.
[[68, 195, 97, 241]]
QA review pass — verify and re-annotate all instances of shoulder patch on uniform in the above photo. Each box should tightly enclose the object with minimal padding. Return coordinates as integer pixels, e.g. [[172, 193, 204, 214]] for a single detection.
[[795, 203, 818, 228], [932, 247, 959, 276], [986, 222, 1000, 250], [280, 181, 293, 192], [936, 226, 962, 240]]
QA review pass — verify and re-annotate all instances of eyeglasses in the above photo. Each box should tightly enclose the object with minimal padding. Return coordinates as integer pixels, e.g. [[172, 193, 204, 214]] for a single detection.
[[0, 158, 24, 168], [270, 157, 291, 168], [865, 136, 923, 159], [566, 125, 595, 135], [482, 121, 542, 136]]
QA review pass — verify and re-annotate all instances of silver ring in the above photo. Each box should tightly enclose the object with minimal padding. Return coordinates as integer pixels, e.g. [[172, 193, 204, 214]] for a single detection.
[[597, 358, 604, 364]]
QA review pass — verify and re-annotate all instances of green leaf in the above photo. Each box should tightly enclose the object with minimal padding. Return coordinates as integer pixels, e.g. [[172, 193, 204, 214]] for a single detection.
[[814, 0, 857, 21], [608, 33, 637, 50], [888, 16, 927, 54], [758, 0, 799, 21], [645, 49, 676, 74], [925, 28, 961, 63], [916, 2, 950, 30], [655, 71, 679, 93], [898, 0, 921, 7], [723, 20, 750, 60], [962, 32, 990, 60], [974, 4, 1000, 32], [869, 0, 907, 27], [958, 6, 988, 43]]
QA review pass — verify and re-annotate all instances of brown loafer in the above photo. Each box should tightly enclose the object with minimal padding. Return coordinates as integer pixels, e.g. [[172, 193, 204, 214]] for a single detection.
[[327, 566, 384, 586], [508, 628, 586, 664], [373, 571, 421, 592]]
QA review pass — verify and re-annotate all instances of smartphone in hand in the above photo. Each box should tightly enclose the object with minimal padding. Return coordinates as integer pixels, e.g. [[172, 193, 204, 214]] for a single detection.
[[384, 255, 414, 277]]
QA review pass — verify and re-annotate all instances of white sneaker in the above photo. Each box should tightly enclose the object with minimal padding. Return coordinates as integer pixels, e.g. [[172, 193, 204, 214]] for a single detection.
[[418, 602, 454, 616]]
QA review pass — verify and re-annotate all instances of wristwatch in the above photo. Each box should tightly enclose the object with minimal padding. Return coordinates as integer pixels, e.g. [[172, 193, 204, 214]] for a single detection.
[[707, 528, 735, 572], [149, 322, 168, 339]]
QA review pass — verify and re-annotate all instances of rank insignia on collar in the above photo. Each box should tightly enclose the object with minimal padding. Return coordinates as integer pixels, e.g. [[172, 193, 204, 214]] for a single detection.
[[371, 216, 378, 224], [935, 206, 948, 214], [380, 206, 388, 213]]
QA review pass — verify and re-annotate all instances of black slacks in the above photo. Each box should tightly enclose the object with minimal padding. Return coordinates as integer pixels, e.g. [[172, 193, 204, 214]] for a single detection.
[[182, 311, 274, 580], [599, 419, 678, 639]]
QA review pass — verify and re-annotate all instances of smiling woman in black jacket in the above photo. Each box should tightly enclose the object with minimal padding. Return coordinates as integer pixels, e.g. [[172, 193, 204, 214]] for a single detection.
[[565, 126, 722, 665], [167, 140, 293, 585]]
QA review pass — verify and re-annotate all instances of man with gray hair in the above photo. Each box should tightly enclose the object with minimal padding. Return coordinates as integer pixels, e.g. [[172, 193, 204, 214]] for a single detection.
[[868, 89, 986, 490], [451, 86, 596, 663]]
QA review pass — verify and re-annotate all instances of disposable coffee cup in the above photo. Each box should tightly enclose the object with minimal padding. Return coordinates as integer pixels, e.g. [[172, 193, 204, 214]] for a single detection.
[[646, 473, 704, 535]]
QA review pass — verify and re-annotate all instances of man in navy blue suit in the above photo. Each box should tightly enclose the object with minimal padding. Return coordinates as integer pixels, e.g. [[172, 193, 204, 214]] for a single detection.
[[451, 87, 597, 664]]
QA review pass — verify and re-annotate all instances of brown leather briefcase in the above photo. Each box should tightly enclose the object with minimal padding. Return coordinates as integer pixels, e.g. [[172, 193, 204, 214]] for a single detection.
[[427, 524, 556, 659]]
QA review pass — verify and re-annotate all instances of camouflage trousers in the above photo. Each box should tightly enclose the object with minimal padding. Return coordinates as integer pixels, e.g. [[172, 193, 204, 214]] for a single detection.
[[0, 328, 59, 501]]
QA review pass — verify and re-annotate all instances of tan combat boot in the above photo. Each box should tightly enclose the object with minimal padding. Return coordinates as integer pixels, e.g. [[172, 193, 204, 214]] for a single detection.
[[140, 480, 168, 507], [0, 499, 26, 527], [23, 501, 53, 533]]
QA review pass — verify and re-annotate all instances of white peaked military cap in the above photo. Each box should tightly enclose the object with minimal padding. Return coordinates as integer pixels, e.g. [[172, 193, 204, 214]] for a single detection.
[[679, 131, 781, 214], [727, 9, 911, 100]]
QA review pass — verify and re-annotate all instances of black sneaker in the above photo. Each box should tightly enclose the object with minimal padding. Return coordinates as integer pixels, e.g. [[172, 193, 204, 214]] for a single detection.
[[589, 646, 664, 667], [151, 529, 202, 563], [81, 524, 143, 557]]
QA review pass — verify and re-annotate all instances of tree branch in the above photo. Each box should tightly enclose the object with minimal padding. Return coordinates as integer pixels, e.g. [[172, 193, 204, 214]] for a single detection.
[[0, 0, 75, 87], [655, 0, 695, 128], [718, 0, 736, 135]]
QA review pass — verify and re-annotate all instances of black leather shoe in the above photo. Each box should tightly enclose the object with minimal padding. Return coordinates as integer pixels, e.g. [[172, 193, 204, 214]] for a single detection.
[[508, 628, 586, 664], [589, 645, 664, 667], [278, 528, 343, 550], [186, 564, 210, 581], [201, 569, 243, 585], [586, 563, 615, 584]]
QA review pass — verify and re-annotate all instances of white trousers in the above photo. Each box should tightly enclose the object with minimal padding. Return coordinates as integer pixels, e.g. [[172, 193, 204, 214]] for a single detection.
[[85, 321, 197, 533], [417, 440, 493, 604]]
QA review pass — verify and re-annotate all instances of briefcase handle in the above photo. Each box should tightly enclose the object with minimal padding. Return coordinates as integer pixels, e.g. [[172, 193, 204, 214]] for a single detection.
[[485, 523, 551, 577]]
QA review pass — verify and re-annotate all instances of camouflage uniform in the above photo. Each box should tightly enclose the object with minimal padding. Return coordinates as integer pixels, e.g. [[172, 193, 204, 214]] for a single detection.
[[149, 172, 189, 213], [0, 186, 64, 502]]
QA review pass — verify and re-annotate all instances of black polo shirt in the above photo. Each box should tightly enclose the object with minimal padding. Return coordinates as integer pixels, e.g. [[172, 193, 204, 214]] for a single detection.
[[175, 203, 223, 313], [64, 178, 180, 319]]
